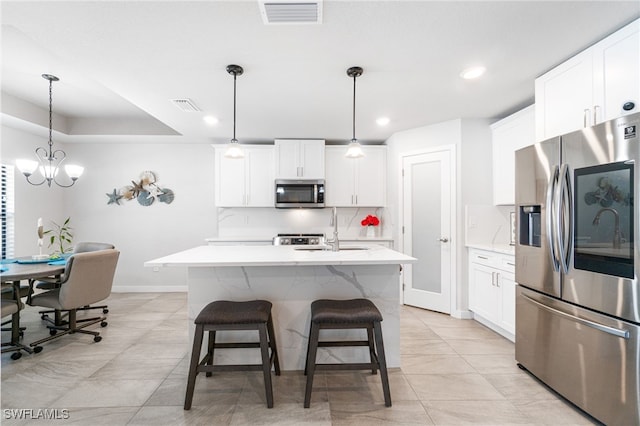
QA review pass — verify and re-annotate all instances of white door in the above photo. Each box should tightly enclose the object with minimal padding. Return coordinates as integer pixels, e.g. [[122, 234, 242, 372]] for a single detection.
[[402, 148, 454, 313]]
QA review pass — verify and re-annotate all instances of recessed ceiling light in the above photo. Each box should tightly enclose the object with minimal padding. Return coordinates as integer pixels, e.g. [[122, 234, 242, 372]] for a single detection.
[[376, 117, 390, 126], [460, 66, 486, 80], [203, 115, 219, 126]]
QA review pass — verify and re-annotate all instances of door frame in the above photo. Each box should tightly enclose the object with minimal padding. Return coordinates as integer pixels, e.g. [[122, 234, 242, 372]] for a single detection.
[[398, 145, 458, 315]]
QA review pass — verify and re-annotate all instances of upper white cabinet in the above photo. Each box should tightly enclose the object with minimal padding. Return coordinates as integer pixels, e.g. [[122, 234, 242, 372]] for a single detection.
[[536, 19, 639, 141], [325, 146, 387, 207], [215, 145, 275, 207], [275, 139, 325, 179], [491, 105, 535, 205]]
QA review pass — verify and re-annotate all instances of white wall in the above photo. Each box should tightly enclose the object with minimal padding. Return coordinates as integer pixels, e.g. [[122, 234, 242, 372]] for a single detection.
[[385, 118, 492, 316]]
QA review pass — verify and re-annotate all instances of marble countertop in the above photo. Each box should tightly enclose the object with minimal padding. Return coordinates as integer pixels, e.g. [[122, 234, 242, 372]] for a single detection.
[[466, 243, 515, 255], [146, 244, 416, 268]]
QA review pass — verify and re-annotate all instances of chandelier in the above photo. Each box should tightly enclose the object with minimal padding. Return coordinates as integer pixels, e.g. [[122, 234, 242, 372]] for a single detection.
[[16, 74, 84, 187], [345, 66, 365, 158]]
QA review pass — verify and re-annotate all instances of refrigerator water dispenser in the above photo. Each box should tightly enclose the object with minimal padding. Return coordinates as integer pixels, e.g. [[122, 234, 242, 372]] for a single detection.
[[519, 205, 541, 247]]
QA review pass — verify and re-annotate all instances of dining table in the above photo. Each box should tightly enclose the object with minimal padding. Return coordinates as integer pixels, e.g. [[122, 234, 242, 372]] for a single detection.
[[1, 258, 67, 354]]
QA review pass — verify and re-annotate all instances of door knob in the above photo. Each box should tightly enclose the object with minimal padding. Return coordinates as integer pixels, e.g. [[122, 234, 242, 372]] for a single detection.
[[438, 237, 449, 243]]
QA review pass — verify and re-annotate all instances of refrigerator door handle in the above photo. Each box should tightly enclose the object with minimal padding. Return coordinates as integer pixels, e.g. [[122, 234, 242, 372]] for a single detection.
[[546, 165, 561, 271], [522, 294, 630, 339], [556, 163, 573, 274]]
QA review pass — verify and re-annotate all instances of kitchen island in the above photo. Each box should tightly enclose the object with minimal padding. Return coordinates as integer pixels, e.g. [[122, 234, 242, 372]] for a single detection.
[[145, 244, 416, 370]]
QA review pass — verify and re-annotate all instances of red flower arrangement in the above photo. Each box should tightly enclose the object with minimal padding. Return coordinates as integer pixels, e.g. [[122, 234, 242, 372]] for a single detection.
[[361, 214, 380, 227]]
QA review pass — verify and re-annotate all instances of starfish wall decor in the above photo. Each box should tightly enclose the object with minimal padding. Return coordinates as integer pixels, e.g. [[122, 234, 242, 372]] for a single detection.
[[106, 171, 174, 206]]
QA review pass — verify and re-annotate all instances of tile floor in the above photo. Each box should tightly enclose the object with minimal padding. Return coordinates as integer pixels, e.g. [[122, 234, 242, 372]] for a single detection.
[[1, 292, 598, 425]]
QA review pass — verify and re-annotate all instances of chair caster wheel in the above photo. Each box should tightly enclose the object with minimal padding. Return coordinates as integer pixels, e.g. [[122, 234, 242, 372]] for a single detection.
[[19, 331, 24, 338], [100, 321, 108, 327], [41, 314, 47, 320], [49, 329, 57, 336], [103, 309, 109, 314], [94, 336, 102, 343], [11, 352, 22, 360], [33, 346, 43, 354]]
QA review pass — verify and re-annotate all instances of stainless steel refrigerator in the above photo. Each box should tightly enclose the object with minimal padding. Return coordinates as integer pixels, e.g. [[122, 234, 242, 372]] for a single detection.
[[515, 112, 639, 425]]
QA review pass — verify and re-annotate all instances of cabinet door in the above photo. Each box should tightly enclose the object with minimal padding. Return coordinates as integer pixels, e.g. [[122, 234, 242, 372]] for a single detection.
[[593, 19, 640, 122], [275, 140, 300, 178], [324, 147, 355, 206], [469, 262, 500, 323], [499, 271, 516, 335], [492, 105, 535, 205], [275, 139, 325, 179], [245, 147, 275, 207], [299, 140, 325, 179], [535, 50, 594, 141], [216, 151, 246, 207], [355, 147, 386, 206]]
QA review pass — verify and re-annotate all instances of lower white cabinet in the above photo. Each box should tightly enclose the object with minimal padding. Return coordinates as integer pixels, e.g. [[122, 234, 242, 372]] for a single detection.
[[468, 248, 515, 341]]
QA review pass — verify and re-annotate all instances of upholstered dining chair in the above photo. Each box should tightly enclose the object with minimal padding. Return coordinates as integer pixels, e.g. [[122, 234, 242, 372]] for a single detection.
[[28, 249, 120, 348], [1, 288, 37, 359], [36, 242, 115, 324]]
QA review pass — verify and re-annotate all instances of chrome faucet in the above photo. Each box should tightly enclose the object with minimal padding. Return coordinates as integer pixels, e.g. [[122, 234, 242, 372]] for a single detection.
[[592, 207, 622, 249], [326, 206, 340, 252]]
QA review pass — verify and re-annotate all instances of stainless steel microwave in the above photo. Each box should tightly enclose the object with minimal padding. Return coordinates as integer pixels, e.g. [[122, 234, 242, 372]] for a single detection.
[[275, 179, 325, 208]]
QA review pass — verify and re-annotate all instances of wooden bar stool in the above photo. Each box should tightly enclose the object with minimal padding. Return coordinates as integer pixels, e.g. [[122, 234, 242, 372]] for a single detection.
[[184, 300, 281, 409], [303, 298, 391, 408]]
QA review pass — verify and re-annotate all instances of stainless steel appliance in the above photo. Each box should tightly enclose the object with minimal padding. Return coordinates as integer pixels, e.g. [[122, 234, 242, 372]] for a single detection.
[[275, 179, 325, 208], [272, 233, 325, 246], [515, 112, 639, 425]]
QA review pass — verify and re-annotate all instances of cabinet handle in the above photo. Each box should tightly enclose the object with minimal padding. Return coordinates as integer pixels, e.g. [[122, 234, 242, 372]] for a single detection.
[[506, 262, 515, 267], [491, 272, 495, 286], [496, 272, 500, 287], [583, 109, 590, 128], [478, 256, 489, 260], [355, 195, 358, 205], [593, 105, 600, 125]]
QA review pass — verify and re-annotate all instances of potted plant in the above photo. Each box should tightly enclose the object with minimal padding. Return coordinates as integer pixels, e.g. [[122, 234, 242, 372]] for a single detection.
[[45, 217, 74, 255]]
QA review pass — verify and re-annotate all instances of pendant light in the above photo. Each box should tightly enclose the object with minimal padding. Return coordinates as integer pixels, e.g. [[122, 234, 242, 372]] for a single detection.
[[345, 66, 365, 158], [16, 74, 84, 187], [224, 64, 245, 159]]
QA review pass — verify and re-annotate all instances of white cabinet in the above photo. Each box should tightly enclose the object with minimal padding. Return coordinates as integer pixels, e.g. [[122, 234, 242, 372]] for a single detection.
[[536, 19, 639, 141], [215, 145, 275, 207], [275, 139, 325, 179], [325, 146, 387, 207], [491, 105, 535, 205], [468, 248, 516, 341]]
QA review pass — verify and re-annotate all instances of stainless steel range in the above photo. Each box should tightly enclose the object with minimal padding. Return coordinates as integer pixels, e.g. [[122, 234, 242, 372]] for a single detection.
[[272, 233, 325, 246]]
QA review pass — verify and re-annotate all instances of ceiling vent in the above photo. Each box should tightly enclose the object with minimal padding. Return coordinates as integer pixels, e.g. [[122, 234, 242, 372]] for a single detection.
[[259, 1, 322, 24], [171, 98, 200, 112]]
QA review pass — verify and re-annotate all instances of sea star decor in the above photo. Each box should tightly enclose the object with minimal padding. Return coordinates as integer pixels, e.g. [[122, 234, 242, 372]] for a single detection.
[[106, 171, 174, 206]]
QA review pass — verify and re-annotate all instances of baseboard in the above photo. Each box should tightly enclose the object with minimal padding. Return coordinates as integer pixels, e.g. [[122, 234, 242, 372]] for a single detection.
[[112, 286, 187, 293], [472, 313, 515, 342], [451, 309, 474, 319]]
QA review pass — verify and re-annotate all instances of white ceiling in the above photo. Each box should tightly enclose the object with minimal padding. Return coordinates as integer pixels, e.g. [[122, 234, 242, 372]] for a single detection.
[[2, 1, 639, 145]]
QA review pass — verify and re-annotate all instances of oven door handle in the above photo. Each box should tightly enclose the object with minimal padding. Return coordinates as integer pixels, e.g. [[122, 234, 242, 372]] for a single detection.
[[522, 294, 630, 339]]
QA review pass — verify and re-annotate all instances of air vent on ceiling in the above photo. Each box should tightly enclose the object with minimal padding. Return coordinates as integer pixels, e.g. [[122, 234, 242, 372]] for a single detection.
[[259, 1, 322, 24], [171, 98, 201, 112]]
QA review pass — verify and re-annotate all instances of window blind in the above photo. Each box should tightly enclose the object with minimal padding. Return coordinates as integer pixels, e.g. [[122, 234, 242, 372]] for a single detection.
[[1, 164, 15, 259]]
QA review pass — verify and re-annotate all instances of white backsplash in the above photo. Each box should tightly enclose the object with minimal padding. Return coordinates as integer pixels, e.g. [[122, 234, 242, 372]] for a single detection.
[[217, 207, 388, 239], [465, 204, 515, 246]]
